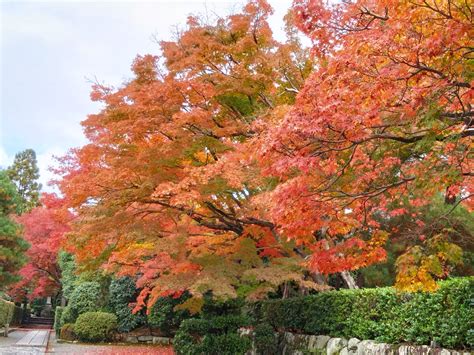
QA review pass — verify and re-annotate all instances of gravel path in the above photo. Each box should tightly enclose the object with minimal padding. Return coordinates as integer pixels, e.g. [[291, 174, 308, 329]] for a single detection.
[[47, 333, 174, 354], [0, 331, 174, 354]]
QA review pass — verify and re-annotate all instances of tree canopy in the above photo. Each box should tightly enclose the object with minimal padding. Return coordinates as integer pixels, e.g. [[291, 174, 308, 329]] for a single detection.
[[0, 171, 28, 289], [22, 0, 472, 309], [7, 149, 42, 213]]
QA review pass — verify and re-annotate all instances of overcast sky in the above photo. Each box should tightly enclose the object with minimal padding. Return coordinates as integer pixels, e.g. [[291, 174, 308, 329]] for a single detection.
[[0, 0, 292, 191]]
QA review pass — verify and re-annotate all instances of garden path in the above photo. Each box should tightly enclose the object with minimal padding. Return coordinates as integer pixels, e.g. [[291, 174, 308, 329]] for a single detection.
[[0, 330, 45, 354]]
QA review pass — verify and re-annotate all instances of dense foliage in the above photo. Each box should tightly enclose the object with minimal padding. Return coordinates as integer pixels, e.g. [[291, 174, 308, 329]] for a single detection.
[[54, 306, 64, 336], [0, 171, 28, 288], [56, 0, 328, 310], [261, 0, 473, 290], [60, 305, 76, 325], [108, 277, 146, 332], [173, 315, 252, 355], [253, 322, 278, 355], [3, 3, 472, 350], [174, 300, 252, 355], [67, 281, 104, 321], [7, 149, 41, 213], [74, 311, 118, 342], [250, 278, 473, 349], [57, 251, 77, 300], [0, 299, 15, 327], [50, 0, 473, 313], [9, 194, 72, 301], [148, 293, 193, 336]]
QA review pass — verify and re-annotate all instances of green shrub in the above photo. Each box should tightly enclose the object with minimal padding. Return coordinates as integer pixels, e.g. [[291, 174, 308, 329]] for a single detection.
[[174, 314, 252, 355], [252, 277, 473, 349], [60, 306, 76, 325], [60, 323, 77, 341], [74, 311, 118, 342], [10, 304, 23, 326], [54, 306, 64, 337], [148, 293, 192, 336], [31, 298, 46, 317], [254, 322, 277, 355], [0, 299, 15, 327], [69, 282, 103, 317], [201, 297, 245, 319], [58, 251, 77, 300], [108, 277, 145, 332]]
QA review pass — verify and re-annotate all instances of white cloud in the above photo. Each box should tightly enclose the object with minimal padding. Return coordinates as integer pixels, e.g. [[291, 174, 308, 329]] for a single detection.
[[0, 145, 13, 169]]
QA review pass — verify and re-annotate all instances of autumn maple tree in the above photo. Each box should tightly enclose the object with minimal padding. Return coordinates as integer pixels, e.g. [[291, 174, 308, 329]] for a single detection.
[[9, 194, 72, 301], [258, 0, 473, 290], [57, 0, 325, 310], [55, 0, 473, 308]]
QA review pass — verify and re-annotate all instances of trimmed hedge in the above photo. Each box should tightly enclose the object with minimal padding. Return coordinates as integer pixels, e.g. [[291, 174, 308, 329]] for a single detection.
[[254, 322, 278, 354], [54, 306, 64, 336], [174, 316, 252, 355], [74, 311, 118, 342], [0, 299, 15, 327], [174, 298, 252, 355], [251, 277, 473, 349]]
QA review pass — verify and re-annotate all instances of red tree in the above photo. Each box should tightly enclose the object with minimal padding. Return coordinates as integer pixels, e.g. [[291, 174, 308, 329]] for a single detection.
[[9, 194, 72, 301]]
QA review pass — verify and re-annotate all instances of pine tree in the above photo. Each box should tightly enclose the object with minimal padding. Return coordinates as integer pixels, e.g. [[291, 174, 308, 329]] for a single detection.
[[7, 149, 41, 213], [0, 171, 28, 289]]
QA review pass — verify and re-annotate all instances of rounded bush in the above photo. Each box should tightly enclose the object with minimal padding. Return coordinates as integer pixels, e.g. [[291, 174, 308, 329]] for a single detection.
[[74, 311, 118, 342], [60, 323, 77, 341]]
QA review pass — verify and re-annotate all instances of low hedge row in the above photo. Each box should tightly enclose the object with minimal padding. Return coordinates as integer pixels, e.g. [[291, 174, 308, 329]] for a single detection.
[[250, 277, 473, 349], [0, 299, 23, 327], [0, 299, 15, 327]]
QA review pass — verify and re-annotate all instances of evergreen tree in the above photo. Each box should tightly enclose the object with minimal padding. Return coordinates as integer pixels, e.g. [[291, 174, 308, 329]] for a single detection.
[[0, 171, 28, 288], [7, 149, 41, 213]]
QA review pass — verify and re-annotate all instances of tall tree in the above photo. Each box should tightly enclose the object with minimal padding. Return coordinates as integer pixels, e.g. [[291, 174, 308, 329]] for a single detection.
[[8, 149, 41, 213], [57, 0, 325, 310], [259, 0, 473, 290], [8, 194, 72, 301], [0, 171, 28, 289]]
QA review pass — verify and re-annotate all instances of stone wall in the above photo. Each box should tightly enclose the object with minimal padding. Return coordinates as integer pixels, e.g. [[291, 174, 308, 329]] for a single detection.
[[122, 335, 172, 346], [244, 331, 473, 355]]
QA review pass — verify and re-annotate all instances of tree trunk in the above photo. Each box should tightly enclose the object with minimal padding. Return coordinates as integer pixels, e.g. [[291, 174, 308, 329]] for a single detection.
[[340, 271, 358, 289]]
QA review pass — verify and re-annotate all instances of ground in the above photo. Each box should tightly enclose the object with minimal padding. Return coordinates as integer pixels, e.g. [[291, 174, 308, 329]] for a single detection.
[[0, 330, 174, 354]]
